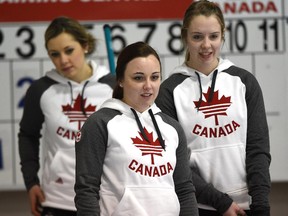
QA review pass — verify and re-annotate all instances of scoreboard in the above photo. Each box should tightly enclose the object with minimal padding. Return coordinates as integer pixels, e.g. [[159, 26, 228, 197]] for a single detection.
[[0, 0, 287, 190]]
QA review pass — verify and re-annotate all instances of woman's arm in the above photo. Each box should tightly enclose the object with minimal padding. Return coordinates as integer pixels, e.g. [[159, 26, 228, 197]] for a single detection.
[[75, 111, 108, 215], [245, 72, 271, 216]]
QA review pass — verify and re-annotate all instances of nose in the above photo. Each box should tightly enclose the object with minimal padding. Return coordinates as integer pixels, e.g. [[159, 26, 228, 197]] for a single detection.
[[60, 53, 68, 65], [201, 36, 211, 48], [143, 79, 152, 90]]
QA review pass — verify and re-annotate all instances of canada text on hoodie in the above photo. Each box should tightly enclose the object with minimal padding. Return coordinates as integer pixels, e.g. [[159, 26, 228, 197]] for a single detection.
[[155, 58, 271, 212], [75, 99, 197, 215], [19, 60, 115, 211]]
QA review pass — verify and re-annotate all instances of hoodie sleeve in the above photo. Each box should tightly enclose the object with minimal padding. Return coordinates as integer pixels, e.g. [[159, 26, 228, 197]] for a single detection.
[[240, 68, 271, 215], [18, 77, 55, 191], [156, 74, 189, 120], [74, 109, 111, 215], [174, 124, 199, 216], [160, 113, 198, 216], [192, 167, 233, 214], [157, 74, 234, 214]]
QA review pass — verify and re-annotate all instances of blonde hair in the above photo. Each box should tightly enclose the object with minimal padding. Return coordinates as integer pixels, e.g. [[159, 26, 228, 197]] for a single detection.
[[181, 0, 225, 62], [45, 16, 96, 55]]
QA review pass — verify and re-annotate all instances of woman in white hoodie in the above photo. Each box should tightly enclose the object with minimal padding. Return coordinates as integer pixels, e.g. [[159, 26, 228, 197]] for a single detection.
[[75, 41, 198, 216], [18, 16, 115, 216], [156, 1, 271, 216]]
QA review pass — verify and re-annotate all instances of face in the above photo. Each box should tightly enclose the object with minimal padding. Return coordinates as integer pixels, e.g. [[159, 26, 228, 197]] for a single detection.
[[186, 15, 223, 74], [47, 32, 88, 82], [121, 55, 161, 113]]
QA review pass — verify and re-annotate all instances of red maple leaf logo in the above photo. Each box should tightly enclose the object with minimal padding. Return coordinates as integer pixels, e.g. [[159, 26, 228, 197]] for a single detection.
[[194, 87, 232, 125], [131, 127, 164, 165], [62, 94, 96, 130]]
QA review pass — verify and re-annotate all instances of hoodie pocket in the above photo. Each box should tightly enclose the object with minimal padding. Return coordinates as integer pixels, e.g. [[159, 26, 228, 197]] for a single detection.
[[191, 143, 247, 194], [48, 148, 75, 186], [110, 187, 180, 216]]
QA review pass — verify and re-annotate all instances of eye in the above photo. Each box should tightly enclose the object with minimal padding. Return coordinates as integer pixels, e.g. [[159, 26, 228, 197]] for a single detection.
[[65, 47, 74, 55], [210, 33, 220, 40], [191, 34, 204, 41], [151, 74, 160, 81], [49, 51, 60, 58], [133, 75, 144, 81]]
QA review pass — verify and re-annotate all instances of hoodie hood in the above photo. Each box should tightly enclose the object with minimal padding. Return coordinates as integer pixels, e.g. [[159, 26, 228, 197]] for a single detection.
[[169, 58, 234, 78], [101, 99, 165, 150], [45, 60, 110, 85], [100, 98, 161, 117], [170, 58, 235, 110], [45, 60, 110, 116]]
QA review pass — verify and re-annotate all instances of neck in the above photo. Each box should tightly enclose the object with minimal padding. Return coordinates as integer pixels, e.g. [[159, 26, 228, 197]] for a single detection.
[[75, 63, 92, 83], [186, 58, 219, 75]]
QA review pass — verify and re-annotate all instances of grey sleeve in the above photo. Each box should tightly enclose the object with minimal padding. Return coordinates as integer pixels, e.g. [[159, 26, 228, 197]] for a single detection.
[[74, 111, 109, 215], [162, 115, 199, 216], [156, 74, 188, 121], [18, 80, 46, 191], [244, 73, 271, 215], [191, 166, 233, 214]]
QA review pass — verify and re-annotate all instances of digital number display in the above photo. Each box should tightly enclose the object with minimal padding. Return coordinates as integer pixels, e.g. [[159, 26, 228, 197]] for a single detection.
[[1, 0, 288, 189], [0, 18, 285, 60]]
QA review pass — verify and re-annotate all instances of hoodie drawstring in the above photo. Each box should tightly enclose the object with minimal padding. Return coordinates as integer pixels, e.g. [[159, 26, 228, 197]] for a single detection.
[[130, 108, 165, 150], [209, 69, 218, 103], [67, 80, 90, 116], [68, 81, 73, 106], [81, 81, 89, 116], [195, 72, 203, 110], [131, 108, 150, 143], [148, 109, 165, 150], [195, 69, 218, 110]]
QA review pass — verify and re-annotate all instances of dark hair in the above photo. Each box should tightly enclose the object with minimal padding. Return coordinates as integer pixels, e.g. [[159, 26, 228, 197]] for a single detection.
[[113, 41, 161, 99], [44, 16, 96, 55], [181, 0, 225, 61]]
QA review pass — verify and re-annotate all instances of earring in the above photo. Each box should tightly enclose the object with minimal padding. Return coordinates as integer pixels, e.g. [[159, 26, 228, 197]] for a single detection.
[[119, 83, 123, 87], [85, 50, 88, 54]]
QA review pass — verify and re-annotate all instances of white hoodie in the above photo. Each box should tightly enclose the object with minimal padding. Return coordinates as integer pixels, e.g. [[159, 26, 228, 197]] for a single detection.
[[75, 98, 198, 215], [19, 60, 115, 211], [156, 58, 271, 212]]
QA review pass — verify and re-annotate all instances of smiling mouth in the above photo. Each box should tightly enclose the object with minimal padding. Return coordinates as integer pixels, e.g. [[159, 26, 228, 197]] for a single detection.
[[142, 93, 152, 97], [200, 52, 212, 59], [200, 51, 212, 55]]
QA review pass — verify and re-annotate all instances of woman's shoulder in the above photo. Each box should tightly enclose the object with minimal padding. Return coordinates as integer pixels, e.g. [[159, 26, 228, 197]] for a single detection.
[[224, 65, 255, 78], [224, 65, 260, 88], [25, 76, 57, 98], [157, 112, 183, 131], [87, 107, 121, 124]]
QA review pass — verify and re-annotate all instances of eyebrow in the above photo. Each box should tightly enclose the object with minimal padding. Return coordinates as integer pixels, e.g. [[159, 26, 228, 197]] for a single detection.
[[133, 71, 161, 75], [190, 31, 220, 34]]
